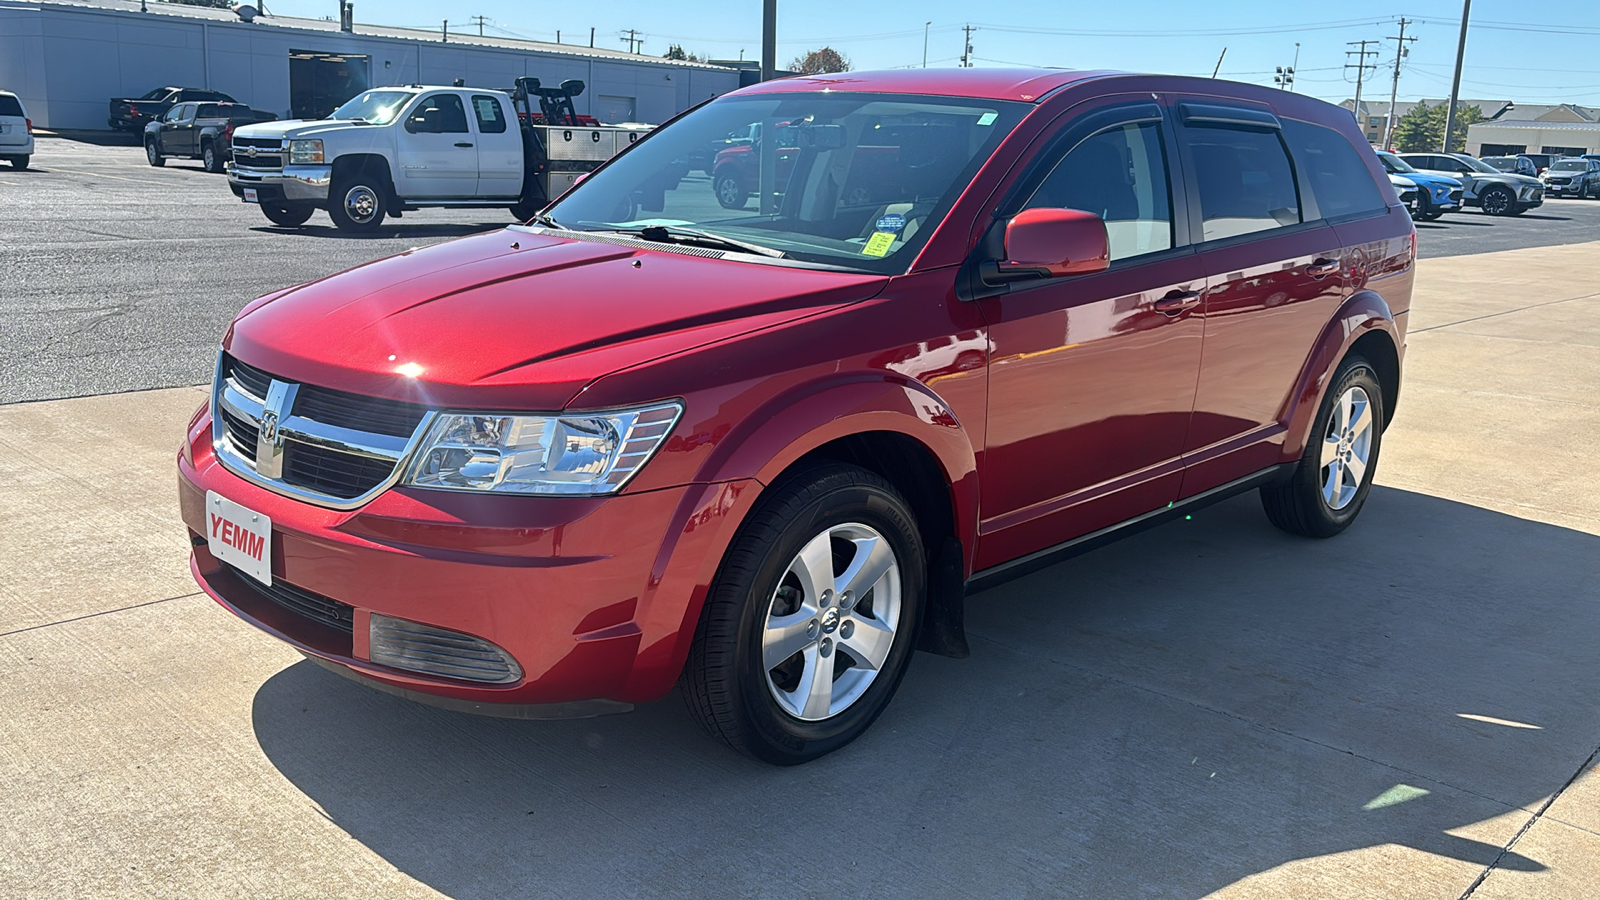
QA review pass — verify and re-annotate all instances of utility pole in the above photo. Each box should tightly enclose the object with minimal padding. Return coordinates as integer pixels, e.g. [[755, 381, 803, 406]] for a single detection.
[[442, 19, 448, 42], [620, 29, 643, 54], [961, 25, 974, 68], [1346, 39, 1380, 128], [923, 21, 931, 68], [760, 0, 776, 81], [470, 14, 485, 36], [1442, 0, 1472, 152], [1380, 18, 1416, 150]]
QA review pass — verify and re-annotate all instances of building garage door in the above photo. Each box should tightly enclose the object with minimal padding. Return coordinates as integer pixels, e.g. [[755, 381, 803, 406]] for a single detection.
[[289, 50, 371, 119]]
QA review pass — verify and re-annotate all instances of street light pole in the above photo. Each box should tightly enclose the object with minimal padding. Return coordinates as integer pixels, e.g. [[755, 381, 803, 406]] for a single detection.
[[923, 21, 931, 68], [1442, 0, 1472, 152]]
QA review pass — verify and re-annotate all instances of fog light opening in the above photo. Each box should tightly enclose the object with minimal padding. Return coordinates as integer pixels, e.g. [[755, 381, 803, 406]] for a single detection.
[[368, 613, 524, 684]]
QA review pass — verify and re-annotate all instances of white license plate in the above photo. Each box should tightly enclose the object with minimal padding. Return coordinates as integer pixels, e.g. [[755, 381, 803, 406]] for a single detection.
[[205, 491, 271, 585], [242, 188, 259, 203]]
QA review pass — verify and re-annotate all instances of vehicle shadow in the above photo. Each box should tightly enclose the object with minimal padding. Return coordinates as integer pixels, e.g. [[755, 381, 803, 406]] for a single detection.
[[251, 487, 1597, 897], [249, 223, 506, 240]]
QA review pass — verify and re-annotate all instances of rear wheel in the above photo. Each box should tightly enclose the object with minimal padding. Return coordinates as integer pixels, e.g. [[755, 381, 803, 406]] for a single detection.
[[683, 463, 926, 765], [261, 204, 314, 227], [328, 172, 387, 233], [145, 140, 164, 167], [1260, 356, 1385, 538], [1479, 185, 1515, 216], [202, 141, 224, 174], [8, 155, 26, 170]]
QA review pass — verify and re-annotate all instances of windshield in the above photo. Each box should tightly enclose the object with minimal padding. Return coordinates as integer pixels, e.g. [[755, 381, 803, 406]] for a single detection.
[[1550, 160, 1586, 171], [328, 90, 414, 125], [1457, 156, 1502, 174], [546, 92, 1029, 272], [141, 88, 172, 100], [1378, 152, 1415, 174]]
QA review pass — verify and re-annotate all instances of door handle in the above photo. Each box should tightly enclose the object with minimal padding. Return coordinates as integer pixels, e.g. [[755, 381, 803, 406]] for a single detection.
[[1154, 290, 1202, 316], [1307, 258, 1341, 278], [454, 142, 474, 148]]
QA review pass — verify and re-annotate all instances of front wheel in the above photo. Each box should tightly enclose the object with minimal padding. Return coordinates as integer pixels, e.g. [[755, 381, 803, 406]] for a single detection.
[[261, 204, 314, 227], [1480, 185, 1515, 216], [328, 174, 387, 233], [713, 170, 748, 210], [683, 463, 926, 765], [145, 141, 164, 167], [1260, 357, 1385, 538]]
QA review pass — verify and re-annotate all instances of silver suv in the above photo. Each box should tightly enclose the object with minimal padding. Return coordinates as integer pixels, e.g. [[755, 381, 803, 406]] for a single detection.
[[1397, 151, 1543, 216]]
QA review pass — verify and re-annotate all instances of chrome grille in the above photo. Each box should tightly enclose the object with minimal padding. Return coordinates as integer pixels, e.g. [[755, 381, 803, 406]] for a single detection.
[[232, 138, 285, 170], [212, 353, 433, 508]]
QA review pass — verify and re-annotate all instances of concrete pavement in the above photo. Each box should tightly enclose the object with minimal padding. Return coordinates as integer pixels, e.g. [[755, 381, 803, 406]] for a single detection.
[[2, 242, 1599, 898]]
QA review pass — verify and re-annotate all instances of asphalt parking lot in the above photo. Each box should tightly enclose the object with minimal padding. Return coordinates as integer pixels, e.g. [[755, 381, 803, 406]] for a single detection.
[[3, 136, 1600, 898], [5, 135, 1600, 404]]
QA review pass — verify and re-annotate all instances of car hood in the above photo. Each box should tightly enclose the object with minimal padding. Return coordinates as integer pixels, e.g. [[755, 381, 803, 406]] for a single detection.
[[224, 228, 889, 411], [230, 119, 367, 142], [1400, 171, 1461, 189]]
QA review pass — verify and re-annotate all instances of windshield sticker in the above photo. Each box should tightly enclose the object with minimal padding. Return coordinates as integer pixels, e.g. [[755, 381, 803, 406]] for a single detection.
[[862, 232, 896, 257], [977, 111, 998, 126], [876, 213, 907, 234]]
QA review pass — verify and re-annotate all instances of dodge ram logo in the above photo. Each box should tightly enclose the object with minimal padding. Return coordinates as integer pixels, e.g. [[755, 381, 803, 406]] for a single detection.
[[259, 408, 280, 444]]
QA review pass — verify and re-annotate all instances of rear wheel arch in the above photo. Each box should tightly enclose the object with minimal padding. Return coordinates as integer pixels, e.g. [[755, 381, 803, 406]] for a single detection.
[[1280, 291, 1402, 462]]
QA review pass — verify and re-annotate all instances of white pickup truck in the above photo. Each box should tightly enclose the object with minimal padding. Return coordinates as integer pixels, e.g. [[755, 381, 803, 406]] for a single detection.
[[227, 79, 649, 232]]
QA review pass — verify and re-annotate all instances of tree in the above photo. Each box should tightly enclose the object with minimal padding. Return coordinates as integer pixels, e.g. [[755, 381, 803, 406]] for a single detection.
[[1390, 102, 1486, 152], [791, 47, 851, 75], [662, 44, 704, 63]]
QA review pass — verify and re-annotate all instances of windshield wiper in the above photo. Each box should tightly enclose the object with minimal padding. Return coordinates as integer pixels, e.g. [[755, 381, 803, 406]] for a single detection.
[[611, 225, 785, 259], [526, 212, 563, 229]]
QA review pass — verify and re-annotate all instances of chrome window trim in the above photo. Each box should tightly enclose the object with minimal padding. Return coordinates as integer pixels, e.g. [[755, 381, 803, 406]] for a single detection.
[[209, 352, 437, 511]]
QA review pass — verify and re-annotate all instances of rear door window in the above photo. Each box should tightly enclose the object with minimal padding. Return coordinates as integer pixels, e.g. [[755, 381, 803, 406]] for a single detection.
[[1023, 121, 1174, 261], [471, 95, 507, 133], [1283, 119, 1387, 219], [0, 95, 24, 117], [1188, 126, 1301, 241]]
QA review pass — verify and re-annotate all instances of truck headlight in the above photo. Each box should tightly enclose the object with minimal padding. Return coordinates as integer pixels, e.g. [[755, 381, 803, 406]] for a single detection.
[[289, 139, 324, 164], [403, 402, 682, 495]]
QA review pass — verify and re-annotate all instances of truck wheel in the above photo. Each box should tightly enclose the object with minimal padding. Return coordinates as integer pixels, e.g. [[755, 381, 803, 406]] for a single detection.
[[261, 204, 314, 227], [202, 142, 224, 174], [713, 170, 748, 210], [145, 140, 165, 167], [682, 463, 926, 765], [328, 174, 387, 233], [1479, 185, 1515, 216], [1260, 356, 1385, 538]]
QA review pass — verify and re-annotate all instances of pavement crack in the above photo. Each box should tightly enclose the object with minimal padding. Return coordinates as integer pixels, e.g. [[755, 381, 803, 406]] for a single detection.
[[0, 591, 203, 639], [1457, 741, 1600, 898], [1410, 289, 1600, 334]]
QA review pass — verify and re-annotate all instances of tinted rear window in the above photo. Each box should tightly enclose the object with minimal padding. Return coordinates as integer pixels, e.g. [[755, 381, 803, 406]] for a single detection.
[[1188, 126, 1301, 241], [0, 96, 23, 117], [1283, 119, 1387, 218]]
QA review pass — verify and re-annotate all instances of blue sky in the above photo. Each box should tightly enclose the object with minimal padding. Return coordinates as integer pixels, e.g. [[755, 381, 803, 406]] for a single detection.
[[268, 1, 1600, 105]]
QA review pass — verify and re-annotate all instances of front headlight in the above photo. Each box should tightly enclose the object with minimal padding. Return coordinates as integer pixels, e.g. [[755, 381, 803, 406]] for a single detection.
[[289, 139, 324, 164], [403, 402, 682, 495]]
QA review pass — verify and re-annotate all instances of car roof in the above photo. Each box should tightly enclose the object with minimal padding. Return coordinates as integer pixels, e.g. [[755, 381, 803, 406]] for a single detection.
[[728, 67, 1123, 102]]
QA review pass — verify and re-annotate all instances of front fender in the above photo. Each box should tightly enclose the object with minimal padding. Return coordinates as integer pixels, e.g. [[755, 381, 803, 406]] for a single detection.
[[1279, 288, 1401, 462]]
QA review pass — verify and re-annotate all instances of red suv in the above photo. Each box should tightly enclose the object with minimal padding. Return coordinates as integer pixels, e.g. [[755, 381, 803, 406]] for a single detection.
[[179, 69, 1412, 764]]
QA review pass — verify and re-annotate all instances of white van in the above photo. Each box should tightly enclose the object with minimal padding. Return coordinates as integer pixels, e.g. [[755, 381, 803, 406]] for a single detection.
[[0, 90, 32, 169]]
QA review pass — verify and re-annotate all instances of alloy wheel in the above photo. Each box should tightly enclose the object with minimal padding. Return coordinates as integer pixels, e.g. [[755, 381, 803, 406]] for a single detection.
[[762, 522, 902, 722], [1320, 385, 1375, 510]]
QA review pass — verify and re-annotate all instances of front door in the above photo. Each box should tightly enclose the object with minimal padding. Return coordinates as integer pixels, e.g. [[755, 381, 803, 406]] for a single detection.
[[469, 93, 521, 198], [161, 103, 196, 156], [395, 92, 479, 199], [978, 103, 1205, 569]]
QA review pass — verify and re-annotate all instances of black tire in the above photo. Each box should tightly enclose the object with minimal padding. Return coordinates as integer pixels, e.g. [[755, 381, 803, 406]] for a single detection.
[[261, 204, 314, 227], [145, 140, 164, 167], [509, 201, 541, 222], [1410, 190, 1431, 221], [8, 155, 26, 170], [682, 463, 926, 765], [327, 172, 388, 233], [202, 141, 224, 174], [713, 169, 748, 210], [1261, 356, 1385, 538], [1577, 183, 1589, 200], [1480, 185, 1515, 216]]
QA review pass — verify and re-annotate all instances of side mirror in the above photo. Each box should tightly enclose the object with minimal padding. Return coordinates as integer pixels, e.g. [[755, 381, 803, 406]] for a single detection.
[[985, 208, 1110, 284]]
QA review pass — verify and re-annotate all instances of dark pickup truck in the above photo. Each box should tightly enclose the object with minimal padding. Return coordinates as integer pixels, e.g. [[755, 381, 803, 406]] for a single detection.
[[109, 87, 236, 133], [144, 102, 276, 172]]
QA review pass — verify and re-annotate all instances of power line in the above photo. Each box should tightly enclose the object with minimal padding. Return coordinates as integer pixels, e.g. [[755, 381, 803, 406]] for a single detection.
[[620, 28, 643, 54], [1381, 18, 1417, 149], [1346, 39, 1380, 121], [470, 14, 486, 37]]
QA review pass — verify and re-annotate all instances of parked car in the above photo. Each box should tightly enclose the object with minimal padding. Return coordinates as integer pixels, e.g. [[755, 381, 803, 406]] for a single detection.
[[1397, 151, 1543, 215], [709, 121, 943, 210], [1521, 152, 1559, 174], [1376, 150, 1462, 220], [108, 86, 236, 133], [1389, 173, 1421, 214], [180, 69, 1413, 764], [0, 89, 32, 169], [227, 79, 649, 231], [1482, 155, 1537, 177], [1541, 157, 1600, 198], [144, 102, 277, 172]]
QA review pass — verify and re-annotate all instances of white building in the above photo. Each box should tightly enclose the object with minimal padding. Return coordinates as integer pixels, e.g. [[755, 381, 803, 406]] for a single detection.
[[0, 0, 740, 130], [1467, 120, 1600, 158]]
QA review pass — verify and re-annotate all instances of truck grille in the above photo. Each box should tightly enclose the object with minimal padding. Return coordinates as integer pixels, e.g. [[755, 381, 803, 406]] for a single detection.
[[232, 137, 284, 169], [226, 563, 354, 635], [213, 354, 432, 506]]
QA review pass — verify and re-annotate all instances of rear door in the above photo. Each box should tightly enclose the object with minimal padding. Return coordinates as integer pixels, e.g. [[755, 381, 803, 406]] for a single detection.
[[394, 92, 478, 198], [1173, 101, 1349, 494], [469, 94, 522, 198]]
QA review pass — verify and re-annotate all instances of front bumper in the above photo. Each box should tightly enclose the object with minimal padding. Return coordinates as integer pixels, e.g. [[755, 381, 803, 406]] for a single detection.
[[178, 408, 760, 711], [227, 163, 333, 204]]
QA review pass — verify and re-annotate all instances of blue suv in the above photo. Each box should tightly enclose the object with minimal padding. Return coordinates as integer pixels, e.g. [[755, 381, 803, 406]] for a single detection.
[[1377, 150, 1462, 221]]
